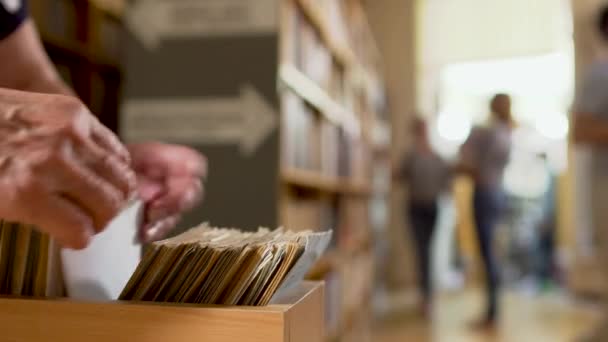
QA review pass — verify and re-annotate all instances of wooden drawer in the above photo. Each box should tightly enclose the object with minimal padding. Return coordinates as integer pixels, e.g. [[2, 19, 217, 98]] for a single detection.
[[0, 281, 324, 342]]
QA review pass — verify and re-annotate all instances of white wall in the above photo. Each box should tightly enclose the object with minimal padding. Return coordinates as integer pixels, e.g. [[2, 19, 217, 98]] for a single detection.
[[417, 0, 573, 116]]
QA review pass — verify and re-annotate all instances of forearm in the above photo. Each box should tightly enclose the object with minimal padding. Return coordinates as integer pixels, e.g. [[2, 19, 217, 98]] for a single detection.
[[0, 20, 75, 97], [20, 73, 74, 97]]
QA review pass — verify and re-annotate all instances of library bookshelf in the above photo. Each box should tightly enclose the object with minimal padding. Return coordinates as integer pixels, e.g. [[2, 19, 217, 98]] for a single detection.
[[278, 0, 388, 341]]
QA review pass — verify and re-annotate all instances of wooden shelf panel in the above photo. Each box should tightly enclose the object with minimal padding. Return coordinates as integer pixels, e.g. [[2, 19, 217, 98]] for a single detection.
[[279, 64, 360, 135], [281, 168, 371, 196], [90, 0, 125, 19], [41, 32, 121, 70]]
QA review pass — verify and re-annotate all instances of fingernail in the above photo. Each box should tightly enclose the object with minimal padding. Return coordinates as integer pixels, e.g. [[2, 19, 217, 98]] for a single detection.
[[144, 224, 161, 242]]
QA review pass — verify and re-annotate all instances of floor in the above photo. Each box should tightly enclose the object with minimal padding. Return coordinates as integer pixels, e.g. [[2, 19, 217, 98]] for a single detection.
[[372, 289, 601, 342]]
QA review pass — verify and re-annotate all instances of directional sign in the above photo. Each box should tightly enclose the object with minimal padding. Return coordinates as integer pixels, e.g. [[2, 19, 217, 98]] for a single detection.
[[122, 84, 276, 156], [127, 0, 278, 49], [124, 0, 281, 230]]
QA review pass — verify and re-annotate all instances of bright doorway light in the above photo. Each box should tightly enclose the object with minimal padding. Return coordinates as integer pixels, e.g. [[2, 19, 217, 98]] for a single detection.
[[535, 113, 569, 140], [437, 111, 472, 143]]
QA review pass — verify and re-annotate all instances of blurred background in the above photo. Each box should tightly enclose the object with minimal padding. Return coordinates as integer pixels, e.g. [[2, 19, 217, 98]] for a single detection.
[[29, 0, 608, 340]]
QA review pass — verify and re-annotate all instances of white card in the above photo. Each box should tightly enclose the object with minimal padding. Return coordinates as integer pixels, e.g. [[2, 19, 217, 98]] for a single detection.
[[269, 230, 332, 303], [61, 200, 144, 301]]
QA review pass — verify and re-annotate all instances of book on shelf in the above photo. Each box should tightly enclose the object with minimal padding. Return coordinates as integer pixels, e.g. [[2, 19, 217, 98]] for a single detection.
[[323, 0, 349, 47], [308, 114, 322, 171], [289, 4, 334, 93], [282, 0, 302, 67], [328, 61, 345, 102], [281, 91, 314, 170], [320, 119, 339, 178]]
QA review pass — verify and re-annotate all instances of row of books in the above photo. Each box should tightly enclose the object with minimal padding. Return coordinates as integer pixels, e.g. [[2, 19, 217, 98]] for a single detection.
[[283, 1, 348, 104], [0, 222, 63, 298], [281, 91, 370, 180]]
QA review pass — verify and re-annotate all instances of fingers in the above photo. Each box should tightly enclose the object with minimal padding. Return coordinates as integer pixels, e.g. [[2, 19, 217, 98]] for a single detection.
[[140, 214, 181, 243], [52, 145, 126, 232], [182, 150, 207, 179], [76, 136, 137, 198], [128, 142, 207, 178], [137, 175, 164, 202], [25, 193, 95, 250], [91, 120, 131, 164], [147, 177, 203, 223]]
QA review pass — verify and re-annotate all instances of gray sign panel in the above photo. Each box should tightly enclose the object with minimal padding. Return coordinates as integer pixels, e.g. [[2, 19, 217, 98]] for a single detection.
[[122, 0, 280, 232]]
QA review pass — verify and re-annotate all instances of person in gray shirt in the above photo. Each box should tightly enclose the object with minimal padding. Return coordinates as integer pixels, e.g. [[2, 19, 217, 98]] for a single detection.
[[395, 117, 450, 318], [459, 93, 513, 329]]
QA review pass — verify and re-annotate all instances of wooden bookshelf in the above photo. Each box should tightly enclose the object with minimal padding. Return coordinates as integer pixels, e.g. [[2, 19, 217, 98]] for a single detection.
[[282, 169, 371, 196], [294, 0, 354, 68], [279, 0, 388, 341], [39, 32, 121, 70], [293, 0, 382, 94], [279, 64, 356, 131]]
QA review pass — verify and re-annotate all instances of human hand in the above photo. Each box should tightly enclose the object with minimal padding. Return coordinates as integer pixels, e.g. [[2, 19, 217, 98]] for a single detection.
[[0, 89, 136, 249], [128, 142, 206, 242]]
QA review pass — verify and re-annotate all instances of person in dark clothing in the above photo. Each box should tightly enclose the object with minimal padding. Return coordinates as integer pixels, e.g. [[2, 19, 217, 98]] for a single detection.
[[459, 94, 513, 329], [395, 118, 450, 318], [536, 153, 558, 288]]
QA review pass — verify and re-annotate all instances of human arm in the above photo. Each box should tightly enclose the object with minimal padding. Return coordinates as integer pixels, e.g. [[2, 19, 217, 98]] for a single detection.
[[0, 16, 206, 242], [128, 142, 207, 242], [0, 20, 73, 96], [0, 88, 135, 249]]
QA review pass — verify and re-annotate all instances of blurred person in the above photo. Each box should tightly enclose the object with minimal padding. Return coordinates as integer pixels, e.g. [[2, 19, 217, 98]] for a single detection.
[[394, 117, 451, 318], [459, 94, 513, 330], [572, 5, 608, 341], [535, 153, 559, 290], [0, 1, 206, 249]]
